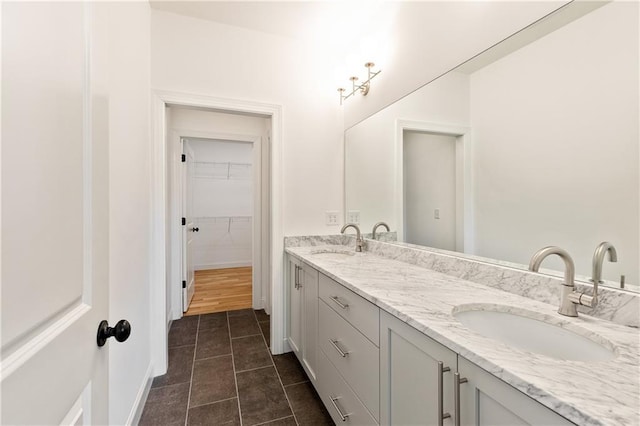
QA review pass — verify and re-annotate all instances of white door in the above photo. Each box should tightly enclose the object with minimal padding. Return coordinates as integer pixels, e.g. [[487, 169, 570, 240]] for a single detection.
[[182, 142, 196, 312], [1, 3, 113, 424]]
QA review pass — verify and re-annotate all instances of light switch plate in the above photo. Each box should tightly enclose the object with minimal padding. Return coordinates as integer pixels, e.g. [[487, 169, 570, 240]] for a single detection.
[[347, 210, 360, 224], [325, 211, 339, 226]]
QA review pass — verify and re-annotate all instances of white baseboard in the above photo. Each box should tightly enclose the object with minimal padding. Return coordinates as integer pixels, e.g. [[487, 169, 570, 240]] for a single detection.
[[195, 261, 251, 270], [127, 363, 154, 426], [277, 338, 291, 356]]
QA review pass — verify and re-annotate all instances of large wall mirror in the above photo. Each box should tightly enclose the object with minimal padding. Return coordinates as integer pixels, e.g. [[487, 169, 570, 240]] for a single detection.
[[345, 1, 639, 292]]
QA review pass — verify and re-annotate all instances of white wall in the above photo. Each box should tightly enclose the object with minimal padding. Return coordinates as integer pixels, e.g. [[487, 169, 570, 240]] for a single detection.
[[471, 1, 639, 285], [190, 140, 253, 270], [151, 10, 344, 236], [106, 3, 152, 425], [404, 132, 457, 251], [345, 71, 470, 234], [342, 1, 569, 129]]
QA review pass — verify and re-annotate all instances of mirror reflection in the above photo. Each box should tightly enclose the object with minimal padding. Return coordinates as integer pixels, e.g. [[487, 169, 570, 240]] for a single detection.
[[345, 1, 639, 292]]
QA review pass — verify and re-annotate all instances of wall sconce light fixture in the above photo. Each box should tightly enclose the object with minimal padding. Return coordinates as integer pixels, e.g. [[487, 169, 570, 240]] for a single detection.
[[338, 62, 381, 105]]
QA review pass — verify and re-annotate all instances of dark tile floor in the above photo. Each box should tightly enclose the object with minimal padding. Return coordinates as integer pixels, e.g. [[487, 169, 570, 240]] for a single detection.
[[140, 309, 333, 426]]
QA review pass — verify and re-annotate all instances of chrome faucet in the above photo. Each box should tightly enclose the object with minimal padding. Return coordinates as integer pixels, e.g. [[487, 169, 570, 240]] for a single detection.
[[371, 222, 390, 240], [341, 223, 363, 252], [529, 246, 591, 317], [591, 242, 617, 306]]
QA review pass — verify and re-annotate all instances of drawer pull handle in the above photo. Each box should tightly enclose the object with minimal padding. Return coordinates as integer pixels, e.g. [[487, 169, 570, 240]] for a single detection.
[[454, 372, 468, 426], [329, 395, 350, 421], [330, 295, 349, 309], [299, 266, 303, 289], [438, 361, 451, 426], [329, 339, 349, 358], [329, 339, 350, 357]]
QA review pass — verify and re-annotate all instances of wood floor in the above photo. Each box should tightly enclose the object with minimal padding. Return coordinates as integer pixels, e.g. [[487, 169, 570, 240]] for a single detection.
[[184, 267, 252, 316]]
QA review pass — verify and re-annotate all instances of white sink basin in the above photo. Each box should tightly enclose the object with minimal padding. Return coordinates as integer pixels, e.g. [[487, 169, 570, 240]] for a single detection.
[[452, 305, 616, 362], [309, 249, 356, 260]]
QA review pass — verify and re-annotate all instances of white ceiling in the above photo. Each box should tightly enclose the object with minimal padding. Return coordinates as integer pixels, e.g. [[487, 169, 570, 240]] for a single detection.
[[148, 1, 373, 40]]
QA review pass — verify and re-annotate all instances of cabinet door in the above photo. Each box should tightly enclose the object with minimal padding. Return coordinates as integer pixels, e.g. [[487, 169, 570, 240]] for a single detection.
[[380, 311, 457, 426], [302, 262, 319, 382], [458, 357, 575, 426], [287, 256, 303, 357]]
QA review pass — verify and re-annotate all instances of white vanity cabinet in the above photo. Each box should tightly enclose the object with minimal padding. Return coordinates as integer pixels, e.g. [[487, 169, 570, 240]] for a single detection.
[[286, 251, 583, 426], [458, 357, 575, 426], [287, 255, 303, 358], [380, 310, 575, 426], [317, 272, 380, 425], [286, 254, 319, 382], [380, 310, 457, 426]]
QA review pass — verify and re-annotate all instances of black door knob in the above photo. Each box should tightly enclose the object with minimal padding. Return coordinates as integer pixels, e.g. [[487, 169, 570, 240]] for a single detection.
[[97, 319, 131, 347], [192, 227, 199, 232]]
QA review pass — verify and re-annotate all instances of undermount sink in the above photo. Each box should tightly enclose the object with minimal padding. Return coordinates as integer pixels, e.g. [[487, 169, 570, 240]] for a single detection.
[[309, 248, 356, 260], [452, 305, 616, 362]]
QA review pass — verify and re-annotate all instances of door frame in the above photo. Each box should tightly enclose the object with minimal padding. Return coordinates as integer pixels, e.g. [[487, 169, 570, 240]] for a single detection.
[[394, 119, 474, 253], [169, 130, 265, 318], [150, 90, 284, 376]]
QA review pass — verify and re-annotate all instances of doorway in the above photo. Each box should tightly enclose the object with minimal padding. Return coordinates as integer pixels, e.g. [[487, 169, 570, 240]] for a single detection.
[[394, 119, 473, 253], [150, 91, 285, 377], [182, 137, 257, 315], [403, 130, 457, 250], [166, 106, 270, 320]]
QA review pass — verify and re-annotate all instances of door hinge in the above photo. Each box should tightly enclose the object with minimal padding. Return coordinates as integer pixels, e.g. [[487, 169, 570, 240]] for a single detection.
[[181, 154, 186, 162], [182, 217, 186, 226], [182, 280, 186, 289]]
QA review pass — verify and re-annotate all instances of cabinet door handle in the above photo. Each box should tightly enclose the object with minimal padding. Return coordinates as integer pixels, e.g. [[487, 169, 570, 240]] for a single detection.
[[454, 372, 468, 426], [294, 265, 301, 289], [438, 361, 451, 425], [329, 339, 350, 357], [329, 295, 349, 309], [329, 395, 350, 421]]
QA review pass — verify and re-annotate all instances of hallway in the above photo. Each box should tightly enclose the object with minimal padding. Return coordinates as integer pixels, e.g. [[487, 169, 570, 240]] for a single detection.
[[140, 309, 331, 426]]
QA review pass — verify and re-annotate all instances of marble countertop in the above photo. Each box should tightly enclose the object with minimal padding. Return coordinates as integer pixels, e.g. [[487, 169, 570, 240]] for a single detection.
[[285, 244, 640, 426]]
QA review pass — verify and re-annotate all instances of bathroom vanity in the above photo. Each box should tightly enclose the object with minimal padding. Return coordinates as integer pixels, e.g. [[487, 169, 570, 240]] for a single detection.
[[284, 237, 639, 426]]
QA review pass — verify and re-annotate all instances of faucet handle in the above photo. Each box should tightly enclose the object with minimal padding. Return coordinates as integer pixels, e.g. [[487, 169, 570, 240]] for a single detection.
[[568, 292, 595, 308]]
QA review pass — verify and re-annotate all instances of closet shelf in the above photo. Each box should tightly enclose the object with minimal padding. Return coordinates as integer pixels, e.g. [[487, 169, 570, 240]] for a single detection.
[[195, 215, 252, 222], [195, 215, 252, 232], [193, 161, 252, 180]]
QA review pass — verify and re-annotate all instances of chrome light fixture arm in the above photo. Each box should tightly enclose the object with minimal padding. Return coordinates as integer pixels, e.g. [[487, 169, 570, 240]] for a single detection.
[[338, 62, 381, 104]]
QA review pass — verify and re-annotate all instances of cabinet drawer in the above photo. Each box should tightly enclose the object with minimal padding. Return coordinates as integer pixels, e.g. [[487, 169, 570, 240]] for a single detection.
[[319, 300, 379, 420], [317, 350, 378, 426], [319, 273, 379, 345]]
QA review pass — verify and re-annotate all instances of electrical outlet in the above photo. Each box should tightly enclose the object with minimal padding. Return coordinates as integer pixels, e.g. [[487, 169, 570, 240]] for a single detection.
[[347, 210, 360, 224], [434, 208, 440, 219], [325, 211, 339, 226]]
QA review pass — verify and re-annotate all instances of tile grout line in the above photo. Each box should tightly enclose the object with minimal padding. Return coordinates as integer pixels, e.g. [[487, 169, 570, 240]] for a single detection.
[[168, 342, 200, 350], [235, 364, 279, 374], [255, 310, 300, 426], [283, 379, 311, 388], [229, 311, 244, 426], [184, 315, 201, 426], [193, 352, 233, 362], [252, 415, 296, 426], [230, 333, 264, 340], [189, 395, 239, 410]]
